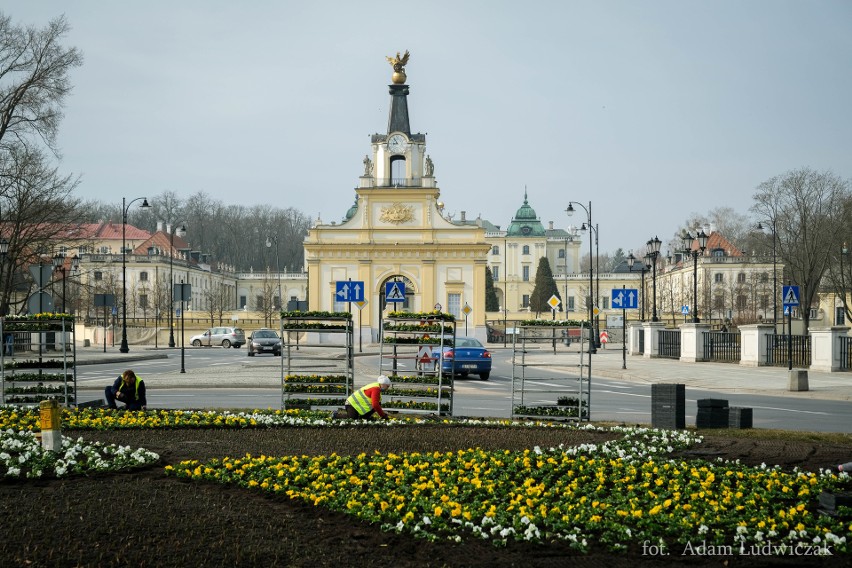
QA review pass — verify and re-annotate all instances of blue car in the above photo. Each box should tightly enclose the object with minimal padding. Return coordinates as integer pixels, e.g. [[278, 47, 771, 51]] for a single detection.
[[431, 337, 492, 380]]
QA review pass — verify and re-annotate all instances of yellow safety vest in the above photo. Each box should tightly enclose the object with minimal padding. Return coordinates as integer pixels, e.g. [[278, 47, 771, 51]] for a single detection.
[[120, 377, 143, 400], [346, 382, 380, 415]]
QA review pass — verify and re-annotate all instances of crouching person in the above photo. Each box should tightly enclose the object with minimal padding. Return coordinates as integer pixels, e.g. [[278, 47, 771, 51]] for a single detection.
[[344, 375, 391, 420], [105, 369, 147, 410]]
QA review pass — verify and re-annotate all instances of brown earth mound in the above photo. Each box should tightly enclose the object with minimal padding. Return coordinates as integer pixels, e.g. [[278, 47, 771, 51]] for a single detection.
[[0, 426, 849, 568]]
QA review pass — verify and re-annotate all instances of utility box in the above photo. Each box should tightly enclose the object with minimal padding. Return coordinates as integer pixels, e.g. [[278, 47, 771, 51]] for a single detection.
[[696, 398, 729, 428], [651, 383, 685, 430], [728, 407, 753, 429]]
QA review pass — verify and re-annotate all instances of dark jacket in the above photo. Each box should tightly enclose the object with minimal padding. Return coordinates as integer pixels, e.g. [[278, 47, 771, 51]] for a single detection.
[[110, 376, 147, 409]]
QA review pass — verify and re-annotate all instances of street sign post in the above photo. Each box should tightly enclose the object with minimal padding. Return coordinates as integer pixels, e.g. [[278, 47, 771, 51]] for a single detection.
[[611, 289, 638, 310], [335, 280, 364, 303], [385, 281, 406, 303], [782, 284, 800, 371], [462, 302, 471, 336]]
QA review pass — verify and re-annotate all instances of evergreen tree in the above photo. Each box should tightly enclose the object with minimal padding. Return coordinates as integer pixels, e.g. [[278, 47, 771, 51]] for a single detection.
[[529, 257, 561, 317], [484, 267, 500, 311]]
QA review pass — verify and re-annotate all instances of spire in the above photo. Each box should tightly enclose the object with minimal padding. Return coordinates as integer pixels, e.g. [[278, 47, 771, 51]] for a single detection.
[[386, 50, 412, 135], [387, 84, 411, 135]]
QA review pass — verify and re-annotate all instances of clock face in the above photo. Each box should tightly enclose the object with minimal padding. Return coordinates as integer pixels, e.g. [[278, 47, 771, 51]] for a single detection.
[[388, 134, 407, 153]]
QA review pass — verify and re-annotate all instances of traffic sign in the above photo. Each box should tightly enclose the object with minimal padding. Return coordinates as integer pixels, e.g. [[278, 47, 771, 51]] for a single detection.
[[611, 289, 638, 309], [462, 303, 472, 316], [681, 305, 689, 315], [385, 281, 406, 302], [336, 280, 364, 302], [547, 295, 560, 310], [782, 285, 800, 307], [416, 345, 433, 364], [355, 300, 368, 310]]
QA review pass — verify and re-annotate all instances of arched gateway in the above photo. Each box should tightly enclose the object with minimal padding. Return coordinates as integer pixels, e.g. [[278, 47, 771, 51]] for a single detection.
[[303, 53, 490, 344]]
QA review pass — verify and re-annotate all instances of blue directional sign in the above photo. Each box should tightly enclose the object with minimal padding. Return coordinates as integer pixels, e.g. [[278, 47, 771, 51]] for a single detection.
[[385, 281, 406, 302], [782, 285, 800, 307], [611, 288, 638, 309], [335, 280, 364, 302]]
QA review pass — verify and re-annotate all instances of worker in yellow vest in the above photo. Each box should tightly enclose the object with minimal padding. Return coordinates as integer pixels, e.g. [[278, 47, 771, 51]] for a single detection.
[[344, 375, 391, 420]]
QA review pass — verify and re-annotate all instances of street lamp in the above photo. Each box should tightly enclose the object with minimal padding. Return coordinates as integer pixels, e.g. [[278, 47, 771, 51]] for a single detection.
[[580, 222, 601, 347], [119, 196, 151, 353], [168, 223, 187, 348], [567, 201, 596, 353], [681, 230, 708, 323], [266, 236, 282, 313], [755, 220, 778, 331], [52, 253, 80, 313], [840, 243, 849, 324], [646, 236, 662, 322]]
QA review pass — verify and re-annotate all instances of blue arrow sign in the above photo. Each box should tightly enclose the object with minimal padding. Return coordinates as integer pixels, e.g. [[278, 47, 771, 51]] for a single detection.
[[782, 285, 800, 307], [385, 281, 406, 302], [336, 280, 364, 302], [611, 289, 638, 309]]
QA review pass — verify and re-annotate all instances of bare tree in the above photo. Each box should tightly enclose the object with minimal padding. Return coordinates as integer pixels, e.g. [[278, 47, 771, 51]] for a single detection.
[[0, 13, 83, 314], [751, 168, 850, 329]]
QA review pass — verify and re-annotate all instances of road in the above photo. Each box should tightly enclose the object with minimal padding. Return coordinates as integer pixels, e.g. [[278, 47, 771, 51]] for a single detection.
[[74, 347, 852, 432]]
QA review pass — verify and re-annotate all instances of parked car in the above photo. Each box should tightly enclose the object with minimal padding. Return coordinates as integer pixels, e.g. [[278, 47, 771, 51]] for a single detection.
[[430, 336, 491, 380], [190, 327, 246, 348], [247, 329, 282, 356]]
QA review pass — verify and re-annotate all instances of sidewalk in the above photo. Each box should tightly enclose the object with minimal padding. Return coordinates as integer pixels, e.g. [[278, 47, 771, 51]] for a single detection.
[[68, 342, 852, 402]]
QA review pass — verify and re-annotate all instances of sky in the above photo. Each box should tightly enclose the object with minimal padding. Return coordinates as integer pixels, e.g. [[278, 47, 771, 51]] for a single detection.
[[5, 0, 852, 256]]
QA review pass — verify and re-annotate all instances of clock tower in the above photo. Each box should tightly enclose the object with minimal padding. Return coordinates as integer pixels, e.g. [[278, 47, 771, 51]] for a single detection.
[[304, 52, 489, 344]]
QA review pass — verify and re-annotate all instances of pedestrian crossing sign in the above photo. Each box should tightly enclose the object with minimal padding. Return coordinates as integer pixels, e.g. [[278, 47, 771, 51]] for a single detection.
[[385, 281, 406, 302], [782, 285, 800, 307]]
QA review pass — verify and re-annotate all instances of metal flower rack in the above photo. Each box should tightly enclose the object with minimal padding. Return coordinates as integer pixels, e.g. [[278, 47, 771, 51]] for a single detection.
[[511, 323, 590, 421], [0, 316, 77, 407], [379, 312, 456, 416], [280, 313, 354, 411]]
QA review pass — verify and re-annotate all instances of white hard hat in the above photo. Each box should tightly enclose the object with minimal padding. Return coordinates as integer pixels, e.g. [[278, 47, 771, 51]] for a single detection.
[[377, 375, 391, 386]]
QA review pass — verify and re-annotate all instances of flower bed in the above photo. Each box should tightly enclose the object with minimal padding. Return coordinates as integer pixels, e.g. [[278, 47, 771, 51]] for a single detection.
[[165, 426, 851, 554], [388, 310, 455, 322], [284, 374, 347, 384], [0, 428, 158, 479], [514, 405, 587, 419]]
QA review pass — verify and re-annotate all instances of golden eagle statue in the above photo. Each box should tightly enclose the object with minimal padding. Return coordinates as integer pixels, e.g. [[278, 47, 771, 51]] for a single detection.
[[386, 50, 410, 84]]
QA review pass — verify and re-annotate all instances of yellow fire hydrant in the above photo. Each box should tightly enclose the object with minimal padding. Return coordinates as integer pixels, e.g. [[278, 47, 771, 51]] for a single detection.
[[39, 399, 63, 452]]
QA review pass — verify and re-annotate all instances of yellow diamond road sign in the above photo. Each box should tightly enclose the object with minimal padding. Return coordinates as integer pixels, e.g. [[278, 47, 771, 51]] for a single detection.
[[593, 306, 600, 316], [462, 304, 472, 315], [548, 295, 560, 309]]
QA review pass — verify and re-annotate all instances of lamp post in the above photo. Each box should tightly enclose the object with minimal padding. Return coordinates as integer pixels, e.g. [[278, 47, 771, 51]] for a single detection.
[[840, 243, 848, 324], [646, 236, 662, 322], [566, 201, 595, 353], [168, 223, 187, 348], [119, 196, 151, 353], [266, 236, 282, 314], [580, 222, 601, 348], [681, 230, 709, 323], [755, 220, 778, 332], [626, 252, 649, 321], [52, 253, 80, 313], [503, 236, 508, 348]]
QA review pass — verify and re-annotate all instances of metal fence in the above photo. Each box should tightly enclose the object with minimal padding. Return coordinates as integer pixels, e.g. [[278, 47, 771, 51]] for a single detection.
[[658, 329, 681, 359], [839, 336, 852, 371], [703, 331, 741, 363], [765, 334, 811, 367]]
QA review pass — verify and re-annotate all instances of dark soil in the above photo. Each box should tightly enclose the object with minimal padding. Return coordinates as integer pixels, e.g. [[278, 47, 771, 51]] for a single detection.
[[1, 426, 849, 568]]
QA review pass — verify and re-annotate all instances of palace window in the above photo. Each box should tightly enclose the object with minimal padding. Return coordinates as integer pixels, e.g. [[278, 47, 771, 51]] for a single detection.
[[714, 273, 723, 283], [491, 266, 499, 280], [522, 245, 530, 255], [522, 266, 530, 281]]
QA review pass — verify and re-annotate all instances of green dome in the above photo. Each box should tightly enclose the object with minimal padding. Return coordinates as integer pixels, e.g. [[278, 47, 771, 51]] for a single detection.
[[506, 192, 545, 237], [344, 196, 359, 221]]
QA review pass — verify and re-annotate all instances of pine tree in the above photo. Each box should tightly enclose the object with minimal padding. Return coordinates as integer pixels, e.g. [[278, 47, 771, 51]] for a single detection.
[[485, 267, 500, 311], [529, 257, 561, 317]]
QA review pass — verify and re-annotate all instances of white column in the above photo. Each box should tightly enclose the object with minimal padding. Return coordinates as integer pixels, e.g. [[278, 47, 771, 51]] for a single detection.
[[641, 321, 666, 359], [739, 324, 775, 367], [679, 322, 711, 363], [809, 326, 849, 372]]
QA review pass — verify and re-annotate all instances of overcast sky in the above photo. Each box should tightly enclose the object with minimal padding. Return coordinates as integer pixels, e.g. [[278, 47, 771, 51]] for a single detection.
[[6, 1, 851, 255]]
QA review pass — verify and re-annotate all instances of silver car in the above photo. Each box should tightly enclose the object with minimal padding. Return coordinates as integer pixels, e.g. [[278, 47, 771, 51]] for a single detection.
[[247, 329, 282, 356], [190, 327, 246, 348]]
